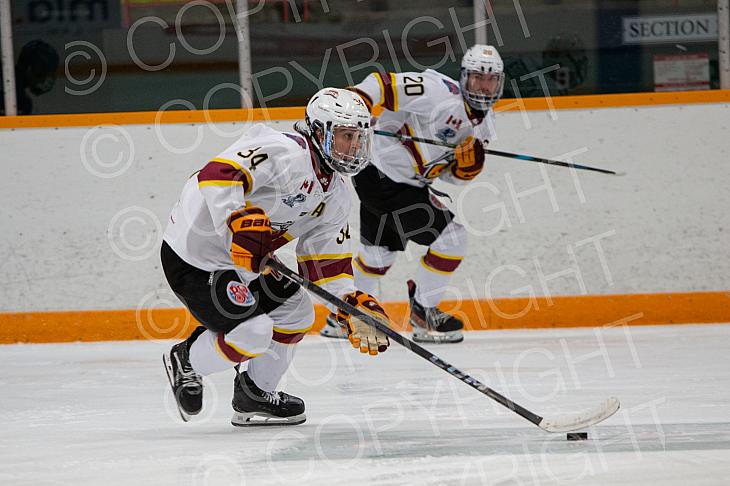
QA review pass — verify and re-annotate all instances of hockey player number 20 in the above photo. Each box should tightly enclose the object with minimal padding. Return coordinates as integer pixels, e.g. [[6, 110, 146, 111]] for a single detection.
[[237, 147, 269, 171], [403, 76, 425, 96]]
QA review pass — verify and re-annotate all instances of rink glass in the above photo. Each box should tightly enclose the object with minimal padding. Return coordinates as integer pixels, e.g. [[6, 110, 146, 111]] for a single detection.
[[1, 0, 722, 115]]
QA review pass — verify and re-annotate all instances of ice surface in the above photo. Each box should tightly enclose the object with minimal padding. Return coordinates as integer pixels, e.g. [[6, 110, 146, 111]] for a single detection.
[[1, 324, 729, 485]]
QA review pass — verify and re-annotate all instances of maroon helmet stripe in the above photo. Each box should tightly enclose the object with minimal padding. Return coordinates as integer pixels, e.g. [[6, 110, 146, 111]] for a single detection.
[[297, 258, 353, 282], [423, 250, 462, 273]]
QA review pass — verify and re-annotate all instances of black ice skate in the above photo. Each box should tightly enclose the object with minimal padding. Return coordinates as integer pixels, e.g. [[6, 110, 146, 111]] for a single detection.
[[231, 370, 306, 426], [408, 280, 464, 344], [319, 313, 348, 339], [163, 340, 203, 422]]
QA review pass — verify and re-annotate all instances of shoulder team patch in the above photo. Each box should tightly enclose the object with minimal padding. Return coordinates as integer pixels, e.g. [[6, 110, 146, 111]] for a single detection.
[[442, 79, 460, 94]]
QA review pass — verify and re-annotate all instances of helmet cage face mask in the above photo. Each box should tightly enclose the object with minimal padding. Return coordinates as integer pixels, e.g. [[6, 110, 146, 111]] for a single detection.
[[305, 87, 373, 176], [460, 69, 504, 111], [318, 121, 372, 175]]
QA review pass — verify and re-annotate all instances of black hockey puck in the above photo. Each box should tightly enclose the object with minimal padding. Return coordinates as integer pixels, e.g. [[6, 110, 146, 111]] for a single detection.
[[567, 432, 588, 441]]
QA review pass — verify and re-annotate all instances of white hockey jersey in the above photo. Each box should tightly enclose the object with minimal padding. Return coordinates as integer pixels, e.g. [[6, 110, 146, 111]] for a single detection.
[[163, 124, 356, 299], [351, 69, 497, 187]]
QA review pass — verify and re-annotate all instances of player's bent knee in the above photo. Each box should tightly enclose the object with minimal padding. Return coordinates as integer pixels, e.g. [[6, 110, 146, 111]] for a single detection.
[[435, 221, 468, 252], [354, 247, 394, 278], [360, 244, 396, 263], [271, 290, 315, 345], [218, 314, 274, 362]]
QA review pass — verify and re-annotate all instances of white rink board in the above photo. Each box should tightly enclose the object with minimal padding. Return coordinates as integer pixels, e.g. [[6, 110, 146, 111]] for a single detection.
[[1, 103, 730, 311], [1, 323, 729, 485]]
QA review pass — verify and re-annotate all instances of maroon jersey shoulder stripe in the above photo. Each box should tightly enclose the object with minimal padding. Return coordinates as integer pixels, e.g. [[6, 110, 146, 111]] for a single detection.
[[198, 161, 252, 194], [376, 72, 396, 111]]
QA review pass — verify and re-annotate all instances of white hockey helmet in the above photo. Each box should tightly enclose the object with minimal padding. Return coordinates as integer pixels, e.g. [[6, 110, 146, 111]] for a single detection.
[[460, 45, 505, 110], [305, 87, 372, 176]]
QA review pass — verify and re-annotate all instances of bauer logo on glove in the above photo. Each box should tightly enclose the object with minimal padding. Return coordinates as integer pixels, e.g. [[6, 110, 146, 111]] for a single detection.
[[336, 291, 391, 356]]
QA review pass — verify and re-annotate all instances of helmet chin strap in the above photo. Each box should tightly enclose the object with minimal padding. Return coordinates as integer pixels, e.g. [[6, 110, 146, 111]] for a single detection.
[[316, 155, 335, 176], [314, 127, 336, 175], [296, 122, 335, 176], [463, 98, 486, 119]]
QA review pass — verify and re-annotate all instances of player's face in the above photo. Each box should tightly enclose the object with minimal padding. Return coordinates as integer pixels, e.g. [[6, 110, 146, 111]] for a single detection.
[[332, 127, 363, 159], [467, 72, 501, 96]]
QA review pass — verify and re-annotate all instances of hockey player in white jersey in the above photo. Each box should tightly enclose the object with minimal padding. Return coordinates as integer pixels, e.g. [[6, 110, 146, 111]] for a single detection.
[[320, 45, 504, 344], [161, 88, 392, 426]]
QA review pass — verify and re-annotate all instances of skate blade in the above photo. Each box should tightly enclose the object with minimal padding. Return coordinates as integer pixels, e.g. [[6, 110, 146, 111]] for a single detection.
[[411, 329, 464, 344], [162, 354, 196, 423], [231, 411, 306, 427], [162, 354, 200, 422]]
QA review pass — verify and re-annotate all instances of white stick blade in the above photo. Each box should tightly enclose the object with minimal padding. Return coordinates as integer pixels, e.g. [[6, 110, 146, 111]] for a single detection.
[[538, 397, 620, 433]]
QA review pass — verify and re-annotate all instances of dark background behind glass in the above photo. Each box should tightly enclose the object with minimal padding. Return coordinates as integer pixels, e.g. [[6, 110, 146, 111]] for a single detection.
[[1, 0, 722, 115]]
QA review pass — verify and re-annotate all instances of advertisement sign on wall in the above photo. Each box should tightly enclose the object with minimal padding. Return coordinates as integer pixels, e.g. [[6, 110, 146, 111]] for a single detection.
[[653, 53, 710, 91]]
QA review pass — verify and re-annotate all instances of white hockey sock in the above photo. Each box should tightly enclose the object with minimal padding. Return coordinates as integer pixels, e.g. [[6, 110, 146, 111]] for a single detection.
[[247, 341, 297, 392], [353, 244, 397, 299], [414, 221, 467, 308]]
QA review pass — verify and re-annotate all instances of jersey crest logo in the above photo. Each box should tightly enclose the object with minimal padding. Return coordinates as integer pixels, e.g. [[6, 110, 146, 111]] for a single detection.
[[282, 193, 307, 207], [442, 79, 460, 95], [226, 281, 255, 307], [284, 132, 307, 149], [436, 127, 457, 142]]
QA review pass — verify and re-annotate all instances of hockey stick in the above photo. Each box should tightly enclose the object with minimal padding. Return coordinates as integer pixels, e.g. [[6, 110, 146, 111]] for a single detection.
[[374, 129, 624, 176], [265, 258, 620, 433]]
